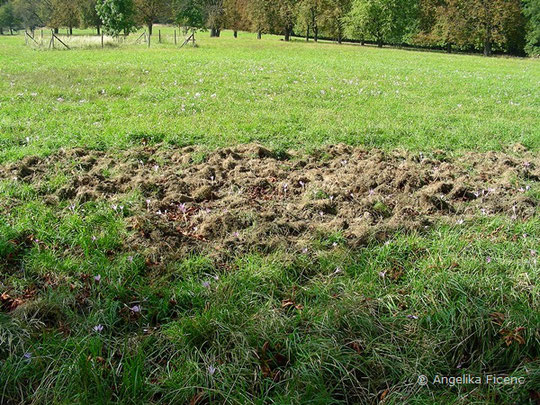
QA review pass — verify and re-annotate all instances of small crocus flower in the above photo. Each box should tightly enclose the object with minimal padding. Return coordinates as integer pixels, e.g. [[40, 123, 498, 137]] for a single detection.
[[93, 324, 104, 333], [407, 315, 418, 320], [456, 219, 464, 225], [130, 305, 141, 313], [233, 231, 240, 238], [127, 256, 134, 263], [531, 250, 537, 257], [302, 247, 308, 254], [91, 235, 97, 241], [378, 271, 387, 278], [208, 365, 216, 375], [94, 274, 101, 283], [486, 256, 492, 264], [202, 281, 211, 288], [369, 189, 375, 196], [23, 352, 32, 361], [179, 203, 187, 214]]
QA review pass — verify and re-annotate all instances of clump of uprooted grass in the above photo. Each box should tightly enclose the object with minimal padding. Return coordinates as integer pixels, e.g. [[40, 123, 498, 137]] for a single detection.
[[0, 191, 538, 404]]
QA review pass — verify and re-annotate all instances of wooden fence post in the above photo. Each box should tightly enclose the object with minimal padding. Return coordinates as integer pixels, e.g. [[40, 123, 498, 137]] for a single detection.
[[101, 32, 104, 48], [174, 30, 177, 45], [148, 34, 151, 48], [159, 30, 161, 43]]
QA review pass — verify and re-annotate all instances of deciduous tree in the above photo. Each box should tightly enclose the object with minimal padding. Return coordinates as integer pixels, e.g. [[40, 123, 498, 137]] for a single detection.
[[79, 0, 102, 34], [96, 0, 137, 36], [523, 0, 540, 55], [49, 0, 79, 35], [0, 1, 19, 34], [134, 0, 169, 35]]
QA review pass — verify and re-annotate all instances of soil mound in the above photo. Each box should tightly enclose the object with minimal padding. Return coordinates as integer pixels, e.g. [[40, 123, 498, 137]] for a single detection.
[[1, 144, 538, 261]]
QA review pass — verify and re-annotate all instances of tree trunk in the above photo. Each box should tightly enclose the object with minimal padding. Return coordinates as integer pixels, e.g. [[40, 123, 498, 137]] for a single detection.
[[69, 26, 73, 36], [314, 26, 318, 42], [446, 43, 451, 53], [483, 26, 492, 56], [54, 27, 59, 34], [0, 28, 3, 35], [257, 30, 262, 40], [306, 26, 309, 41], [210, 28, 220, 37], [284, 26, 291, 41], [148, 23, 153, 36], [234, 30, 238, 38], [97, 25, 100, 35], [377, 39, 383, 48]]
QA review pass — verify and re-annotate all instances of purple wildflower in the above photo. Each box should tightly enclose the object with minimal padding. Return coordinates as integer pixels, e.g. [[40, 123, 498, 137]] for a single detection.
[[208, 365, 216, 375], [407, 315, 418, 320], [94, 274, 101, 283], [23, 352, 32, 361], [130, 305, 141, 313], [486, 257, 492, 264], [93, 324, 104, 333]]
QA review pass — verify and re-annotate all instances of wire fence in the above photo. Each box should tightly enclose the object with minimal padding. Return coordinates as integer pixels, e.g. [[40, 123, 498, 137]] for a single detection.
[[23, 29, 197, 50]]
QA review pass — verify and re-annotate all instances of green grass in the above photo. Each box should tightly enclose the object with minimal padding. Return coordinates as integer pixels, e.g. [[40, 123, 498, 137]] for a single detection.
[[0, 28, 539, 404], [0, 28, 539, 163]]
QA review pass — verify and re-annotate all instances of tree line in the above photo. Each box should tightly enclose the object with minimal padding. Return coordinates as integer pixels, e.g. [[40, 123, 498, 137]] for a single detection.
[[1, 0, 538, 56]]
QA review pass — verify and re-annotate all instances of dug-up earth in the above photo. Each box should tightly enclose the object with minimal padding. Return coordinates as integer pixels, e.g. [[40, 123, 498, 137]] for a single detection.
[[1, 144, 538, 262]]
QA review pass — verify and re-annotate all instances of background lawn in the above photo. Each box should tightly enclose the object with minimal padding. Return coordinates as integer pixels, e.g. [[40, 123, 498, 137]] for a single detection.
[[0, 28, 539, 163]]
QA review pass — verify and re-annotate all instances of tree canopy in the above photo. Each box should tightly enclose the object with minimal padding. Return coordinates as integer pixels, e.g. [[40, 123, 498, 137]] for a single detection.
[[1, 0, 538, 55]]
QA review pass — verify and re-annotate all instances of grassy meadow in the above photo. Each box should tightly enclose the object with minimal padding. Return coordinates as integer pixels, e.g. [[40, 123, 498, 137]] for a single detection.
[[1, 28, 539, 163], [0, 28, 539, 404]]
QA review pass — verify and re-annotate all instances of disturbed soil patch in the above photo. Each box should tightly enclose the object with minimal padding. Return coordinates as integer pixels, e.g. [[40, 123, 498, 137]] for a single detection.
[[1, 144, 538, 262]]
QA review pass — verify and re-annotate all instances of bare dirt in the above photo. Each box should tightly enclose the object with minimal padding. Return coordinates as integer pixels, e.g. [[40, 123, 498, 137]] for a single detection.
[[1, 144, 538, 262]]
